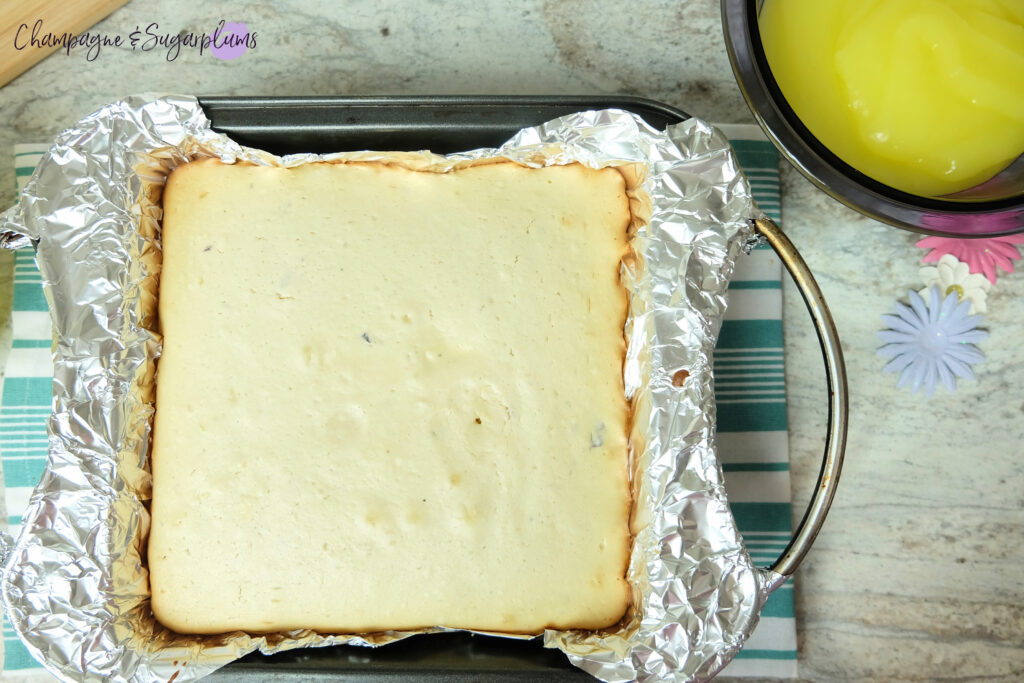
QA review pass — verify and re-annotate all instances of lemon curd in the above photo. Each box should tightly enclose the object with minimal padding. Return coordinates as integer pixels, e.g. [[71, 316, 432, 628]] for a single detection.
[[760, 0, 1024, 197]]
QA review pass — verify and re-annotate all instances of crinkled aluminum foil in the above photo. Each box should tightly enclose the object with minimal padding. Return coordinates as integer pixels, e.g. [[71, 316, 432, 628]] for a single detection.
[[0, 94, 780, 682]]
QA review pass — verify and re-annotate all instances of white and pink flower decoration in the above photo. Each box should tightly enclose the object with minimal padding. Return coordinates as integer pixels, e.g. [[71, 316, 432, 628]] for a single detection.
[[918, 254, 991, 314]]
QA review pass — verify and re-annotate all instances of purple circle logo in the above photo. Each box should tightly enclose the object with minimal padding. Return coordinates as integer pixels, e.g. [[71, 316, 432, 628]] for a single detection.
[[210, 21, 249, 60]]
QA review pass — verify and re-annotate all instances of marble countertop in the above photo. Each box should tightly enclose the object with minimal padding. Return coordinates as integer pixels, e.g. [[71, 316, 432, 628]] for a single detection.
[[1, 1, 1021, 680]]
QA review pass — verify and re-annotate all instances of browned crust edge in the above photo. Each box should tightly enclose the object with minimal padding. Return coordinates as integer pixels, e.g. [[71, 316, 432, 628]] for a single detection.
[[147, 156, 646, 636]]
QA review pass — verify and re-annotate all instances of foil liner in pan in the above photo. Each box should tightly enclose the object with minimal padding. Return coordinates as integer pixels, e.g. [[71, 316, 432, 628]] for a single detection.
[[0, 94, 775, 682]]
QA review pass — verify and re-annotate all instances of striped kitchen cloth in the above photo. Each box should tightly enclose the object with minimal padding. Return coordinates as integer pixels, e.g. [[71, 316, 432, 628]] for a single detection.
[[0, 128, 796, 678]]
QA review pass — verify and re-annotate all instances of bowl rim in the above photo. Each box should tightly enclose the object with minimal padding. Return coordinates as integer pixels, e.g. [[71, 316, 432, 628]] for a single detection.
[[721, 0, 1024, 237]]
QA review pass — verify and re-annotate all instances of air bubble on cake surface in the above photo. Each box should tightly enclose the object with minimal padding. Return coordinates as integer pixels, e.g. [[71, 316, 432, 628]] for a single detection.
[[460, 505, 478, 524]]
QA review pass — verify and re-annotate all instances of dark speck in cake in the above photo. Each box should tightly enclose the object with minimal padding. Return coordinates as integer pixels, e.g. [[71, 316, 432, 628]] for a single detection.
[[361, 332, 372, 343]]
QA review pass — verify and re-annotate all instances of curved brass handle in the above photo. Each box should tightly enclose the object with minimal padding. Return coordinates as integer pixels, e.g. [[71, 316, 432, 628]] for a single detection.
[[751, 217, 848, 578]]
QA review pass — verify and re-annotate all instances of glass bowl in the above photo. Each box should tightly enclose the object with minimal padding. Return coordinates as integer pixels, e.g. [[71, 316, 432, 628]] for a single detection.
[[721, 0, 1024, 237]]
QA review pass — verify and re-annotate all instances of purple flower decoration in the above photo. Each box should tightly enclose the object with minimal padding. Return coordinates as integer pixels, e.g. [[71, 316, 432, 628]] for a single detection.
[[877, 286, 988, 396]]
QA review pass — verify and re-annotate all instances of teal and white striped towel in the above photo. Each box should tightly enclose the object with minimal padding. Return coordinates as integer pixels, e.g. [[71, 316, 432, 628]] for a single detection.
[[1, 128, 796, 678]]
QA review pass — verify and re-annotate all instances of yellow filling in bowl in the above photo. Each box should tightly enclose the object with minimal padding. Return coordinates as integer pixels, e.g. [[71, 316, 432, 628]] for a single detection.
[[760, 0, 1024, 197]]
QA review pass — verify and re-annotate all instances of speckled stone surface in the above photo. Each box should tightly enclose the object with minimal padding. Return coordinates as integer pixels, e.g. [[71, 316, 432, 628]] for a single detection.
[[0, 1, 1022, 681]]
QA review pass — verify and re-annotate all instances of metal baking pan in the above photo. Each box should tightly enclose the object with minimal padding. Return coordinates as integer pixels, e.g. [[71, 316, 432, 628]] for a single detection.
[[197, 95, 691, 156], [197, 96, 848, 682]]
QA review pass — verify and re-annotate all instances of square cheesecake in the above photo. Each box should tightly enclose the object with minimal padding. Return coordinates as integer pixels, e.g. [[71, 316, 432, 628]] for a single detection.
[[149, 158, 632, 634]]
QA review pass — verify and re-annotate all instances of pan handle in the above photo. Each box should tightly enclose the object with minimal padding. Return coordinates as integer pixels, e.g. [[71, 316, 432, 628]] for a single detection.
[[749, 217, 848, 579]]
